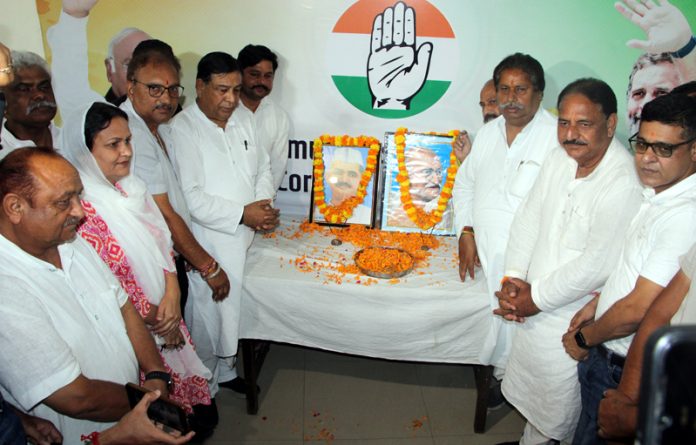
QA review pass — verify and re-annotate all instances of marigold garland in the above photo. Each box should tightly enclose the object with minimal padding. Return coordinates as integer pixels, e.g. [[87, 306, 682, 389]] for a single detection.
[[394, 127, 459, 230], [313, 134, 380, 224]]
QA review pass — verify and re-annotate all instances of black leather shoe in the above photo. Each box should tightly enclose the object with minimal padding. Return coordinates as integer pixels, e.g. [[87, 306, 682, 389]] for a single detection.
[[218, 377, 260, 397]]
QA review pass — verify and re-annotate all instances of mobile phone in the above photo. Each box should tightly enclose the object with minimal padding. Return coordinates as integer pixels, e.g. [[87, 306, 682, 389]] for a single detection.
[[125, 382, 191, 434], [637, 325, 696, 444]]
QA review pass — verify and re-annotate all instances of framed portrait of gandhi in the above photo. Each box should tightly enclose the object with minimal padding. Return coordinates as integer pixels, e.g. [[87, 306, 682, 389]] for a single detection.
[[309, 138, 380, 227], [376, 131, 457, 236]]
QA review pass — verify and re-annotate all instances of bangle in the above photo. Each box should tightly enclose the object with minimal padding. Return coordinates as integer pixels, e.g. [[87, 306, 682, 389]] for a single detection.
[[672, 35, 696, 58], [0, 65, 12, 74], [81, 432, 100, 445], [198, 259, 217, 276], [460, 226, 474, 237], [203, 264, 222, 281]]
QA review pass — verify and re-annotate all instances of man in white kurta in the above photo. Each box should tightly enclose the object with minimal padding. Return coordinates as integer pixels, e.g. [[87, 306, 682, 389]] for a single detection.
[[0, 149, 168, 445], [169, 51, 277, 395], [0, 51, 60, 160], [560, 92, 696, 444], [237, 44, 291, 192], [498, 79, 643, 443], [452, 53, 558, 369], [47, 6, 231, 305]]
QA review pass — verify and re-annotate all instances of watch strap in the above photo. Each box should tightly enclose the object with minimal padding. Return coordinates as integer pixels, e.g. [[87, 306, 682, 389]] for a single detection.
[[144, 370, 172, 386], [574, 329, 590, 350]]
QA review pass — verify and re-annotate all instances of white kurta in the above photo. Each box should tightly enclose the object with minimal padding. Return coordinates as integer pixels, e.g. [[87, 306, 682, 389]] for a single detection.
[[673, 242, 696, 325], [169, 102, 275, 357], [0, 120, 61, 160], [595, 173, 696, 356], [0, 235, 138, 445], [46, 11, 192, 226], [451, 108, 558, 368], [238, 97, 291, 192], [501, 140, 642, 440]]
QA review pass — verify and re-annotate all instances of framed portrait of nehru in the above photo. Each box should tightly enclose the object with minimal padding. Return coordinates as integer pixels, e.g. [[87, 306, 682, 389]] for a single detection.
[[377, 132, 457, 236], [310, 142, 378, 227]]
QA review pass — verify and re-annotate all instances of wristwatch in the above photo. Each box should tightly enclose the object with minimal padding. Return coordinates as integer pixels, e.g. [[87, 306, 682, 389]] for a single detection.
[[574, 329, 590, 350], [144, 370, 173, 387]]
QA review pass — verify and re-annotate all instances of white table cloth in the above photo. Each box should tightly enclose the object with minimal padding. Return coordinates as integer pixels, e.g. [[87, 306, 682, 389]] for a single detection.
[[240, 219, 492, 364]]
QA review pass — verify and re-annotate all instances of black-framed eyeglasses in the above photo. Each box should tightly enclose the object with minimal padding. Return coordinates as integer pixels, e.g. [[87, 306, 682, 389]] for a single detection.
[[131, 79, 184, 98], [628, 133, 696, 158]]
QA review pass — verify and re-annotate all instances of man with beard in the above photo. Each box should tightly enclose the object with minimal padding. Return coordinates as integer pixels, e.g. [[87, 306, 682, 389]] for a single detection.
[[168, 51, 278, 398], [236, 44, 290, 192], [452, 53, 558, 375], [0, 51, 59, 160], [495, 78, 642, 444]]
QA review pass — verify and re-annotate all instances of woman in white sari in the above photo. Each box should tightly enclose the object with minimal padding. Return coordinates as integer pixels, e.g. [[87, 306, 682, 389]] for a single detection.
[[61, 102, 213, 425]]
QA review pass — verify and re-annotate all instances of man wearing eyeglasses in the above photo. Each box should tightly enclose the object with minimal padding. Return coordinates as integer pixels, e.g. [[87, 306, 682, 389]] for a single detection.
[[559, 92, 696, 444]]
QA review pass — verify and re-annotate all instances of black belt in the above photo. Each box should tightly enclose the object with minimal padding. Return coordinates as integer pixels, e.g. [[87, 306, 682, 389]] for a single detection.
[[597, 344, 625, 368]]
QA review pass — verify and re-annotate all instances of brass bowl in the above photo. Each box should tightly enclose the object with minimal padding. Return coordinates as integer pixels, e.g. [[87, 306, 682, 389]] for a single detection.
[[354, 247, 414, 279]]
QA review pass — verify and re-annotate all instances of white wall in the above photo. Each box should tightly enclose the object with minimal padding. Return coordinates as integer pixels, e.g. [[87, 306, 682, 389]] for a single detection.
[[0, 0, 43, 55]]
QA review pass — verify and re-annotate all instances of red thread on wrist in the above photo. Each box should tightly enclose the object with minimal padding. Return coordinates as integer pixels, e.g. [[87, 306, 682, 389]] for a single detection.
[[80, 432, 100, 445]]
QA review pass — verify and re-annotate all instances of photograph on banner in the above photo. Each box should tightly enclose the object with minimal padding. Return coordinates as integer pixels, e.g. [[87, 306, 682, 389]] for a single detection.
[[378, 131, 457, 236], [310, 139, 379, 227]]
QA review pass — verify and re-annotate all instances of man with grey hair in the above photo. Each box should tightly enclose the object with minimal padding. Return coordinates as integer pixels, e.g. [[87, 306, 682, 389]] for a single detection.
[[103, 27, 151, 104], [47, 0, 150, 108], [0, 51, 59, 160]]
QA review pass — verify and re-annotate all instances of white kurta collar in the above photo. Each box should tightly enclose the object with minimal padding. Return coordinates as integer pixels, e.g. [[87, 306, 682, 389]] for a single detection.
[[0, 232, 75, 272], [642, 172, 696, 203]]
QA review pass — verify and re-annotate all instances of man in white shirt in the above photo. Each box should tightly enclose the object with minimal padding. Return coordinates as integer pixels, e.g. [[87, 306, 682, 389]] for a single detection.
[[0, 148, 170, 444], [48, 3, 232, 308], [236, 44, 291, 192], [561, 92, 696, 444], [168, 51, 278, 396], [0, 51, 59, 160], [495, 78, 643, 444], [452, 53, 558, 371]]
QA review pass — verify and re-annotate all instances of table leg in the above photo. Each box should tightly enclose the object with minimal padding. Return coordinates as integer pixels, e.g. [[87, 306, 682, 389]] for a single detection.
[[473, 364, 493, 433], [241, 339, 270, 415]]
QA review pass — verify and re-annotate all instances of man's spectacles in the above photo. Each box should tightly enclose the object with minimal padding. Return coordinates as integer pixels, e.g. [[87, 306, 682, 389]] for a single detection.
[[628, 133, 696, 158], [131, 79, 184, 98]]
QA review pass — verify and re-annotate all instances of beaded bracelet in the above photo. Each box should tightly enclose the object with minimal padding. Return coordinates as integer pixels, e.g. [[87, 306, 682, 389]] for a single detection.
[[0, 65, 13, 74]]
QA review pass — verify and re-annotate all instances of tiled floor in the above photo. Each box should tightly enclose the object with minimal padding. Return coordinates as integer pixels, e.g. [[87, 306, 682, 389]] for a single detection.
[[205, 343, 525, 444]]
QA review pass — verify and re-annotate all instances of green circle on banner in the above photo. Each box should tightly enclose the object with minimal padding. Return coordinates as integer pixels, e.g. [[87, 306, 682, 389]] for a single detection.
[[328, 0, 458, 119]]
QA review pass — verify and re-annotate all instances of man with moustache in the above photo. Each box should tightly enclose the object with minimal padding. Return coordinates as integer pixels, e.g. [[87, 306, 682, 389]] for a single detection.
[[0, 51, 59, 160], [479, 79, 500, 124], [561, 93, 696, 444], [495, 78, 642, 444], [317, 147, 371, 224], [0, 148, 171, 444], [452, 53, 558, 374], [168, 51, 278, 397], [236, 44, 290, 192], [452, 79, 501, 163]]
